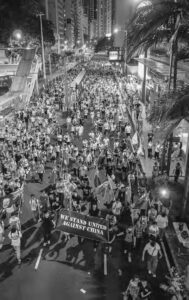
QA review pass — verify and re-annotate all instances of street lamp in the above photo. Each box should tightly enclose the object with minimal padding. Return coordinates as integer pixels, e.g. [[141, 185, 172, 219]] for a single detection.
[[13, 30, 22, 41], [113, 28, 119, 34], [37, 13, 46, 81]]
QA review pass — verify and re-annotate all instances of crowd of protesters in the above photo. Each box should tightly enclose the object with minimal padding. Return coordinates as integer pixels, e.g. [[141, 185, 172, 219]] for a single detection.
[[0, 57, 176, 299]]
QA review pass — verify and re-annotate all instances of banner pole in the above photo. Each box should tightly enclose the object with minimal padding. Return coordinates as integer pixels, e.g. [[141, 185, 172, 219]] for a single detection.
[[104, 253, 108, 276]]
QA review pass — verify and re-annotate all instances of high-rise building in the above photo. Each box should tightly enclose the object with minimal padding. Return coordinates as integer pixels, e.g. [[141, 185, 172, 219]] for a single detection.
[[89, 0, 95, 21], [96, 0, 112, 39], [82, 14, 89, 39], [65, 0, 75, 49], [106, 0, 112, 37], [82, 0, 88, 15], [113, 0, 133, 48], [73, 0, 85, 47], [88, 0, 97, 40], [41, 0, 66, 53]]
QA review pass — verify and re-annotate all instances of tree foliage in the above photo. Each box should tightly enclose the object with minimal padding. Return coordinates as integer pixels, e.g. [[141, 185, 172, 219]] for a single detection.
[[0, 0, 55, 46], [127, 0, 189, 60], [147, 85, 189, 139]]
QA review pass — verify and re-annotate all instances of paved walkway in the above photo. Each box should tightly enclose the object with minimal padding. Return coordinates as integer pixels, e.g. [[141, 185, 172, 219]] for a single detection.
[[138, 101, 154, 177]]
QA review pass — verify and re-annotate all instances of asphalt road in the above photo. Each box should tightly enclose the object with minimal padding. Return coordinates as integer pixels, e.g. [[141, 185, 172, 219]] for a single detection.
[[0, 226, 169, 300]]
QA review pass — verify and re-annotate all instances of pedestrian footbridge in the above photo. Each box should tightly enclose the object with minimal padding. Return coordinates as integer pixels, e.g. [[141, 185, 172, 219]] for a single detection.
[[0, 48, 40, 112]]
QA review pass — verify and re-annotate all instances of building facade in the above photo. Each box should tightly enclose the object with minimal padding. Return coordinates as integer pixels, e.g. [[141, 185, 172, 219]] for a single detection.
[[65, 0, 75, 49], [113, 0, 136, 48], [96, 0, 112, 39], [73, 0, 85, 47], [42, 0, 66, 54]]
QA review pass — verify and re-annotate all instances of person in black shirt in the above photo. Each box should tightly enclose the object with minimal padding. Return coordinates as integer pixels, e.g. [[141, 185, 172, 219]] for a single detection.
[[89, 203, 100, 217], [82, 182, 91, 202], [42, 211, 54, 246], [139, 279, 152, 300]]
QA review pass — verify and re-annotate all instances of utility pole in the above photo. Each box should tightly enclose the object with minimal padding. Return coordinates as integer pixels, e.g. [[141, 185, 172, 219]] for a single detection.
[[124, 28, 128, 76], [64, 56, 68, 111], [49, 53, 52, 76], [37, 13, 46, 81]]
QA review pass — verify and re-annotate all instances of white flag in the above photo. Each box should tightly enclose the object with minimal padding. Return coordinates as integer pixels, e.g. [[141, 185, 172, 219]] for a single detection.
[[107, 175, 116, 190], [132, 132, 138, 145]]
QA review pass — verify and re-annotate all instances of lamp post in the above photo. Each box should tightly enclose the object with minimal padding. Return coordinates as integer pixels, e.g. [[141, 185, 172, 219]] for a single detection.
[[10, 29, 23, 63], [37, 13, 46, 81]]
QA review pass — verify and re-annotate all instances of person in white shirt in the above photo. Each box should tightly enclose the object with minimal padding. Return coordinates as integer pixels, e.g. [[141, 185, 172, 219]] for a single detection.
[[90, 111, 95, 123], [112, 199, 122, 217], [104, 137, 109, 147], [66, 116, 71, 130], [8, 226, 22, 264], [125, 123, 131, 137], [156, 212, 168, 239], [148, 140, 153, 159], [9, 213, 21, 231], [29, 194, 40, 222], [154, 141, 161, 160], [78, 125, 84, 138], [103, 121, 109, 135], [142, 239, 162, 277]]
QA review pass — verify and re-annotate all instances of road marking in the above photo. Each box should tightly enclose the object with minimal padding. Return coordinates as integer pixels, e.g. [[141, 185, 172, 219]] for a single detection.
[[34, 248, 43, 271], [25, 226, 39, 247]]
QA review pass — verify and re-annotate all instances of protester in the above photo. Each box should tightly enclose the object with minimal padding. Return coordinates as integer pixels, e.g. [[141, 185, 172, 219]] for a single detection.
[[123, 274, 140, 300], [29, 194, 40, 222], [8, 226, 22, 264], [142, 238, 162, 277], [42, 211, 54, 246], [139, 278, 152, 300], [156, 211, 168, 239], [173, 162, 182, 182], [117, 225, 136, 263]]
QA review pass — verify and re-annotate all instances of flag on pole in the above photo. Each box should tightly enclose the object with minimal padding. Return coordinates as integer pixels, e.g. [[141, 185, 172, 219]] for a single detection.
[[132, 132, 138, 145], [95, 181, 108, 196], [107, 175, 116, 190], [88, 167, 101, 190]]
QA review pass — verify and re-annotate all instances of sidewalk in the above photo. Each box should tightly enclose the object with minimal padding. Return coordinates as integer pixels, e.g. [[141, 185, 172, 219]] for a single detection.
[[138, 101, 154, 177], [38, 62, 78, 89]]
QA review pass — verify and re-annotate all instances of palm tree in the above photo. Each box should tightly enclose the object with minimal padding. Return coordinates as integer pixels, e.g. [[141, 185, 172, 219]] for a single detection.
[[127, 0, 189, 89], [127, 0, 189, 174]]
